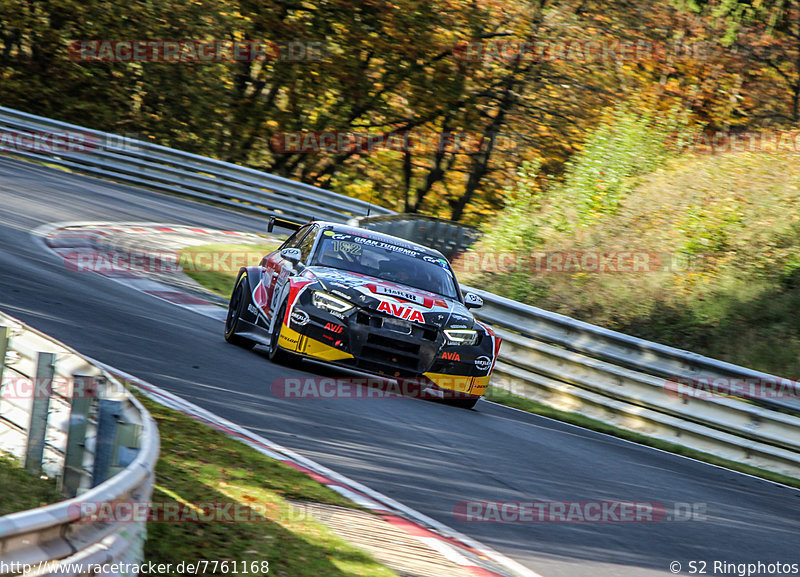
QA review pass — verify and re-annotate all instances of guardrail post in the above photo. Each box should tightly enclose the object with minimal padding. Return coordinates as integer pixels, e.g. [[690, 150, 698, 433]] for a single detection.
[[114, 421, 143, 471], [0, 325, 7, 381], [62, 374, 97, 497], [0, 326, 7, 404], [25, 351, 55, 474], [92, 398, 121, 486], [0, 326, 6, 424]]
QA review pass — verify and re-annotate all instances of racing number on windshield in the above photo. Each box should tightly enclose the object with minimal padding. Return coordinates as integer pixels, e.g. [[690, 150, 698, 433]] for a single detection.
[[331, 241, 362, 255]]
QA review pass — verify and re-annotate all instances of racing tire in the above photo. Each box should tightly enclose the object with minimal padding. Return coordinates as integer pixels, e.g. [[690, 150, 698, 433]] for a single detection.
[[224, 274, 256, 350], [446, 397, 480, 410], [268, 300, 296, 365]]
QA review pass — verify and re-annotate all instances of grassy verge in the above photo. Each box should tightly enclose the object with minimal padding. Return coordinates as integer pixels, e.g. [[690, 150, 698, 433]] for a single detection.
[[485, 387, 800, 488], [0, 454, 62, 516], [133, 391, 397, 577], [180, 242, 280, 298]]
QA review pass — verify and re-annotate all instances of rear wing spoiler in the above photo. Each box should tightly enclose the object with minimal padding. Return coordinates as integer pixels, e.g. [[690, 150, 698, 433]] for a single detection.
[[268, 216, 307, 233]]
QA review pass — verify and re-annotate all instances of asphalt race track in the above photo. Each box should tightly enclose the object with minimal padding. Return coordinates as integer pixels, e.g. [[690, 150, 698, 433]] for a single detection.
[[1, 156, 798, 577]]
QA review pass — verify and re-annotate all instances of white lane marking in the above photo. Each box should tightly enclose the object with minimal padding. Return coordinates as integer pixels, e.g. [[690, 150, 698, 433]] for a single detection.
[[415, 537, 476, 567]]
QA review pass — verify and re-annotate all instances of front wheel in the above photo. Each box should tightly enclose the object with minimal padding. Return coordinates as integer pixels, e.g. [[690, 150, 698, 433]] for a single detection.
[[268, 300, 296, 365], [224, 275, 256, 350]]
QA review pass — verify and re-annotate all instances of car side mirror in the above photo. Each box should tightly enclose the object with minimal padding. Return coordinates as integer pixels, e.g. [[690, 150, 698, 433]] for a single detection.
[[463, 292, 483, 309], [280, 248, 302, 265]]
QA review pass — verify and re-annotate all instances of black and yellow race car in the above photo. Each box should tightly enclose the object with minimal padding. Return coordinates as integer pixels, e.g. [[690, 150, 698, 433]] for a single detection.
[[224, 219, 500, 408]]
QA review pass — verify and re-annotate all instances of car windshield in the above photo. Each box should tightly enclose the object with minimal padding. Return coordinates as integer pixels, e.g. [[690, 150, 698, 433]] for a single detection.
[[311, 233, 459, 299]]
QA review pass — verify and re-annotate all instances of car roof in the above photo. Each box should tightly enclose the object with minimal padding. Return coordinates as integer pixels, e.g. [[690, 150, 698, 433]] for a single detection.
[[311, 221, 449, 261]]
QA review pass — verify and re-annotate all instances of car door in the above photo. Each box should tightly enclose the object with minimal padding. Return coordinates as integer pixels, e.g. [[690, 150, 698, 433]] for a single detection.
[[262, 224, 312, 319], [266, 224, 318, 321]]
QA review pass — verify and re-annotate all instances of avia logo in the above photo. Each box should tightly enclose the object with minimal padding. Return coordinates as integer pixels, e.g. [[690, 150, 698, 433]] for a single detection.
[[442, 351, 461, 361], [377, 301, 425, 323], [324, 322, 344, 333]]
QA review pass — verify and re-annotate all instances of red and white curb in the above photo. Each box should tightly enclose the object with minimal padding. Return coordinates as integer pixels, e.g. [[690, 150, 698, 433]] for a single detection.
[[32, 221, 265, 320], [34, 221, 542, 577]]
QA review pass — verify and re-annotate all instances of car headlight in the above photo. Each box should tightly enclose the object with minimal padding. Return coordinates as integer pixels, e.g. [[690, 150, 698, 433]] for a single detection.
[[443, 329, 479, 346], [312, 290, 354, 314]]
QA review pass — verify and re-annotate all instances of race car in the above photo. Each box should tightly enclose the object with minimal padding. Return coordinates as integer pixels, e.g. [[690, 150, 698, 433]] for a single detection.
[[224, 219, 501, 408]]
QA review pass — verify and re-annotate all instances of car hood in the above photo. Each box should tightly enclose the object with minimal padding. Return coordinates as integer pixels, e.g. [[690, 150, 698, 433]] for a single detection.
[[304, 266, 475, 329]]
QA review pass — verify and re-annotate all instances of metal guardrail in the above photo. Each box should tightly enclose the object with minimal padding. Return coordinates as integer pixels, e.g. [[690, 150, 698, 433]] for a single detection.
[[0, 311, 159, 574], [468, 287, 800, 478], [0, 106, 393, 224]]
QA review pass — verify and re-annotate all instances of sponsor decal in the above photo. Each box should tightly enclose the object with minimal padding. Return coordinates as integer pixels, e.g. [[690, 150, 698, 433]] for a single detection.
[[423, 255, 450, 269], [442, 351, 461, 361], [373, 284, 426, 305], [253, 280, 268, 309], [330, 289, 352, 300], [347, 235, 421, 256], [324, 322, 344, 333], [319, 271, 369, 287], [290, 308, 309, 326], [475, 356, 492, 371], [449, 324, 468, 329], [247, 304, 259, 316], [377, 300, 425, 323]]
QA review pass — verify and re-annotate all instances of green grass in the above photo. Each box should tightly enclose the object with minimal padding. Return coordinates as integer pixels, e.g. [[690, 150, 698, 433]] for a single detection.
[[180, 242, 280, 298], [0, 454, 62, 516], [134, 391, 397, 577], [485, 386, 800, 488]]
